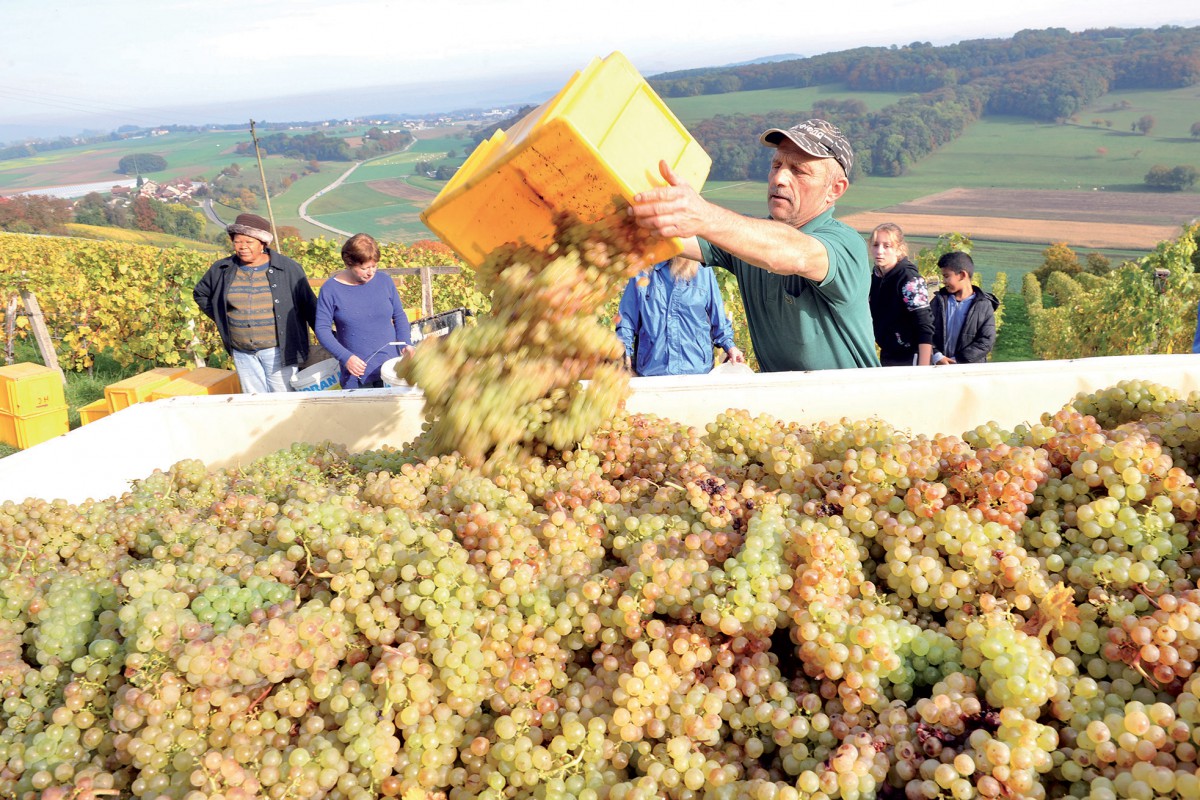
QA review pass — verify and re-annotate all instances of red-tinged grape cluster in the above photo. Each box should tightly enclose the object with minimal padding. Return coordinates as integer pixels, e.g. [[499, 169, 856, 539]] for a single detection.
[[395, 212, 660, 467], [11, 382, 1200, 799], [1101, 589, 1200, 691]]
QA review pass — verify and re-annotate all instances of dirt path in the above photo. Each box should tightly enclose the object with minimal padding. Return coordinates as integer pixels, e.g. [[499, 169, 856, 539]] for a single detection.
[[840, 212, 1179, 250], [844, 187, 1195, 249]]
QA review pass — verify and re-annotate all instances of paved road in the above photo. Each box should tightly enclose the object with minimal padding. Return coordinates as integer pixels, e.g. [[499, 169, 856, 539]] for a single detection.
[[297, 162, 361, 238], [297, 136, 420, 239], [201, 198, 226, 227]]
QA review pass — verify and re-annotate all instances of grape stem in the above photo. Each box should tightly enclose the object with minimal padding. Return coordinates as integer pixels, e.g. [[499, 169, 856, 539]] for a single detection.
[[1134, 583, 1162, 609], [12, 543, 30, 575], [244, 683, 274, 715], [542, 747, 587, 780], [1132, 659, 1164, 690], [294, 535, 334, 581]]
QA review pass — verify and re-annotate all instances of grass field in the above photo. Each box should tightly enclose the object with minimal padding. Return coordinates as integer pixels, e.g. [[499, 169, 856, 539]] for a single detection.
[[666, 85, 912, 125], [0, 130, 245, 191]]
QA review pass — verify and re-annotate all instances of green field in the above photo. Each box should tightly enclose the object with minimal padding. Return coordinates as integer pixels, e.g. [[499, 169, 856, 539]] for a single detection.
[[665, 85, 912, 125], [0, 130, 246, 190]]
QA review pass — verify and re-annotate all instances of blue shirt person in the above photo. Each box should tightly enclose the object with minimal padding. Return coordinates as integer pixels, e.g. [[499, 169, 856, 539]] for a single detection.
[[937, 293, 975, 361], [315, 233, 413, 389], [615, 257, 743, 376], [931, 251, 998, 365]]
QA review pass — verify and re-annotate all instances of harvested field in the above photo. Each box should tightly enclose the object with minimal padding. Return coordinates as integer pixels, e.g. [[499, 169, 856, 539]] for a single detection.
[[365, 178, 437, 203], [840, 213, 1178, 250], [0, 147, 129, 191], [887, 188, 1199, 226], [842, 188, 1195, 249]]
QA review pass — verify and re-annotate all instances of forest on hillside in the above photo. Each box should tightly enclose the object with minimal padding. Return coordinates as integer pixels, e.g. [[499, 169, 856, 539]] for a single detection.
[[649, 26, 1200, 180]]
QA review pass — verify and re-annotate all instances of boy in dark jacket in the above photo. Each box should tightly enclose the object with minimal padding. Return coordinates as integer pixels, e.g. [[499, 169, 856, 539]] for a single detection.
[[931, 252, 999, 365], [868, 223, 934, 366]]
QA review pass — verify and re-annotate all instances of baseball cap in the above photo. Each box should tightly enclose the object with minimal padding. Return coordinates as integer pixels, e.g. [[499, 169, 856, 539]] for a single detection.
[[760, 119, 854, 179]]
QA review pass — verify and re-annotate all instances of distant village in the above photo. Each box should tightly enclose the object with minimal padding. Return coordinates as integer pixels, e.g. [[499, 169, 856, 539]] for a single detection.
[[112, 178, 202, 203], [122, 107, 516, 140]]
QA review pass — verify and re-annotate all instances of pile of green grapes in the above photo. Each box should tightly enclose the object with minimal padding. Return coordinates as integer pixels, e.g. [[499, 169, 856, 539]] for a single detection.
[[4, 378, 1200, 800], [394, 213, 658, 467]]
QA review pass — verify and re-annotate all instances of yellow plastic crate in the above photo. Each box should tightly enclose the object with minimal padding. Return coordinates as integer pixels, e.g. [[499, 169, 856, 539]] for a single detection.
[[0, 362, 65, 416], [0, 406, 69, 449], [78, 398, 112, 426], [149, 368, 240, 400], [105, 367, 191, 411], [420, 51, 711, 268]]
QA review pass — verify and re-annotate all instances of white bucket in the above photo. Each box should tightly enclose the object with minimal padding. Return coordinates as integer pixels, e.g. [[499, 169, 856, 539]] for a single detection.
[[379, 356, 408, 388], [291, 358, 340, 392]]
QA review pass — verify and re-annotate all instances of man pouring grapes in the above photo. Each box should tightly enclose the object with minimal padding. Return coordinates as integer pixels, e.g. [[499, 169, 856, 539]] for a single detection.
[[630, 119, 879, 372]]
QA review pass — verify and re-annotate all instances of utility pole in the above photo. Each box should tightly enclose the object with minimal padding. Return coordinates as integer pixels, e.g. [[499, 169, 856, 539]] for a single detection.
[[249, 119, 280, 250]]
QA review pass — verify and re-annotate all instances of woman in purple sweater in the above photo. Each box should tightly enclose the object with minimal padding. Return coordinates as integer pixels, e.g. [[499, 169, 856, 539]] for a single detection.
[[315, 234, 413, 389]]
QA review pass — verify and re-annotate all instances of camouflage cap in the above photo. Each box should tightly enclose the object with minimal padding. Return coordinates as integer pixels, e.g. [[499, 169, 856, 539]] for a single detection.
[[760, 119, 854, 179]]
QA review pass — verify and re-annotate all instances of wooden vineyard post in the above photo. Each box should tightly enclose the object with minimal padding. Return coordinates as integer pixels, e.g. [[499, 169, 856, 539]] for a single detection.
[[381, 266, 463, 322], [16, 290, 67, 386], [420, 264, 435, 318], [4, 294, 16, 365], [188, 330, 208, 368]]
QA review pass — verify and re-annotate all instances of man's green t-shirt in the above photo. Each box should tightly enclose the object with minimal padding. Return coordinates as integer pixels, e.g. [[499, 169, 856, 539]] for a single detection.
[[699, 207, 879, 372]]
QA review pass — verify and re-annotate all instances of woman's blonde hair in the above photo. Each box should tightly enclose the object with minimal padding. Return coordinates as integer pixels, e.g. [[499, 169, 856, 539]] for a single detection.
[[668, 256, 700, 281], [870, 223, 908, 258]]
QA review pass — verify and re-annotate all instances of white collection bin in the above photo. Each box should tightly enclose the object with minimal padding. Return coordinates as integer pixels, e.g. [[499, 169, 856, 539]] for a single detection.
[[3, 355, 1200, 505]]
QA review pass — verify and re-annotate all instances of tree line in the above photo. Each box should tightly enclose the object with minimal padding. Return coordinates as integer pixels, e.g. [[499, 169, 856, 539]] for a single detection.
[[652, 26, 1200, 180], [693, 87, 986, 180], [235, 128, 413, 162], [0, 192, 205, 240], [74, 192, 205, 239]]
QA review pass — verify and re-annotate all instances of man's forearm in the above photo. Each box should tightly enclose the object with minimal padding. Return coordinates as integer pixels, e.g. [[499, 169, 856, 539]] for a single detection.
[[697, 204, 828, 280]]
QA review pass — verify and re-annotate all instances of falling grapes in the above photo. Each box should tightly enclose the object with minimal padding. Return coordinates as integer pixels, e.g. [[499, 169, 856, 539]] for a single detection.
[[394, 211, 660, 467]]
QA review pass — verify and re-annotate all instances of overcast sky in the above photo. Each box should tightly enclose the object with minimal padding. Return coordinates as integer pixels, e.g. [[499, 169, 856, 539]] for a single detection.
[[3, 0, 1198, 134]]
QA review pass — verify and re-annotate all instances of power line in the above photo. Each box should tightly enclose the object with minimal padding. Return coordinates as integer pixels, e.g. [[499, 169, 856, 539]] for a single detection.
[[0, 84, 192, 130]]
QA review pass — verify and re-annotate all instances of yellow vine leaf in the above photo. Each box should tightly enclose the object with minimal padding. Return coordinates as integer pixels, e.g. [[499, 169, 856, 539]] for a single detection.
[[1024, 581, 1080, 643]]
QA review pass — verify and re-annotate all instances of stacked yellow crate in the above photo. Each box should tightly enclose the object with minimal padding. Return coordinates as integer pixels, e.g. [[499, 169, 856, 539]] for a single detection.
[[421, 51, 711, 269], [0, 363, 68, 449], [77, 398, 111, 426], [149, 367, 240, 400], [104, 366, 191, 412], [79, 366, 193, 427]]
